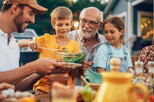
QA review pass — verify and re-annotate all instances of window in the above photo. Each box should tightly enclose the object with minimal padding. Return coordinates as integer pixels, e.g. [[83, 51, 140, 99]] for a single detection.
[[141, 16, 153, 41], [138, 11, 153, 41]]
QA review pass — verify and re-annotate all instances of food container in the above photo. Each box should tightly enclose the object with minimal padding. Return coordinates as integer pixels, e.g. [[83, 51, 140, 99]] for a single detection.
[[50, 74, 68, 85], [80, 76, 100, 91], [55, 52, 86, 68]]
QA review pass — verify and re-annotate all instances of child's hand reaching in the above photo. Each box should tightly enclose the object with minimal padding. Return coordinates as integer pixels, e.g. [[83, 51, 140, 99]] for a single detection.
[[28, 41, 40, 50]]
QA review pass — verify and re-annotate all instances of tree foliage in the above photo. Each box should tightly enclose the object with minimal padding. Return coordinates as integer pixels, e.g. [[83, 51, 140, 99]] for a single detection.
[[28, 0, 71, 35], [29, 0, 107, 36], [0, 0, 107, 36], [0, 1, 3, 9]]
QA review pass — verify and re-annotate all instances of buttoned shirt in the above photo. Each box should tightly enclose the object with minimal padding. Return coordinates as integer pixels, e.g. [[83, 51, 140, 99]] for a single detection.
[[68, 30, 107, 62], [0, 29, 20, 72]]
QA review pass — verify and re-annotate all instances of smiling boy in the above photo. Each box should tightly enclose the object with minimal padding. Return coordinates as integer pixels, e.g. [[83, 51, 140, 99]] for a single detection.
[[18, 6, 79, 94]]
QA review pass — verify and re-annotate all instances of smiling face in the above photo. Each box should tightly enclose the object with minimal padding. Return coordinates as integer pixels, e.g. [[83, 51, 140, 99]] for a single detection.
[[79, 8, 101, 39], [104, 23, 124, 47], [52, 18, 72, 37], [14, 5, 36, 33]]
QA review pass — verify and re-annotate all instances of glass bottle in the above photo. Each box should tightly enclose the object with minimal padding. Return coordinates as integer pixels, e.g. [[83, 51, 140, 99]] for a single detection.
[[148, 61, 154, 94], [133, 61, 144, 84], [148, 61, 154, 76], [135, 61, 143, 75], [146, 76, 153, 94]]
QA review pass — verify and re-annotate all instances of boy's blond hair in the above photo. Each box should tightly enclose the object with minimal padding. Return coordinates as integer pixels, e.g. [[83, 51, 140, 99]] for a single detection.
[[50, 6, 73, 25]]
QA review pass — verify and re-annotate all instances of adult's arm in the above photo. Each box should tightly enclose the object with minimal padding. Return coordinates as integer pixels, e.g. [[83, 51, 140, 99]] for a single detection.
[[0, 64, 35, 85], [15, 67, 73, 91], [15, 73, 42, 91], [82, 61, 93, 70], [0, 58, 64, 86]]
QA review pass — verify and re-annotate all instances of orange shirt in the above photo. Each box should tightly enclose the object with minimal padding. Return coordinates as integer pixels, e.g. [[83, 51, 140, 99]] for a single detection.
[[33, 33, 79, 93]]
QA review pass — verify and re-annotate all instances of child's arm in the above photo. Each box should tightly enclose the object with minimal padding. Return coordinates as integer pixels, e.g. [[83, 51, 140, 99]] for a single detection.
[[28, 41, 40, 50], [97, 67, 105, 73], [18, 39, 40, 50], [127, 67, 130, 72], [18, 39, 32, 48]]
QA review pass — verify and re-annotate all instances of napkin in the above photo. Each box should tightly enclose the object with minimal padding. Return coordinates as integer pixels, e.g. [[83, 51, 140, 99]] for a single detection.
[[85, 69, 103, 84]]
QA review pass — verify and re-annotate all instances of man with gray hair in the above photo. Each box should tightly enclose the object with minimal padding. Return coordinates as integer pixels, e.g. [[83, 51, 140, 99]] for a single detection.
[[69, 7, 106, 68], [68, 7, 106, 84]]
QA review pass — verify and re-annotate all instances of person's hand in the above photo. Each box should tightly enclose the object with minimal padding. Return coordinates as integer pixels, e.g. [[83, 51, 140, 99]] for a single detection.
[[0, 83, 14, 100], [69, 67, 84, 77], [26, 58, 64, 76], [28, 41, 40, 50], [50, 67, 73, 74], [82, 61, 93, 71]]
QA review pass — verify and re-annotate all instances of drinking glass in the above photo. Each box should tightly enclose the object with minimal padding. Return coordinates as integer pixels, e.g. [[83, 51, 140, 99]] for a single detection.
[[135, 61, 143, 75], [148, 61, 154, 73], [147, 61, 154, 94], [50, 74, 68, 85], [52, 88, 77, 102]]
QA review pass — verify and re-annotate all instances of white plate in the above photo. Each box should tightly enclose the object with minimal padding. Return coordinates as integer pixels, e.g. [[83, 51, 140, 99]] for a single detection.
[[62, 62, 82, 68]]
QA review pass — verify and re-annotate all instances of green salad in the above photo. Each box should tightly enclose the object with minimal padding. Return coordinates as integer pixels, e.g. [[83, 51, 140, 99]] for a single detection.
[[63, 52, 86, 63]]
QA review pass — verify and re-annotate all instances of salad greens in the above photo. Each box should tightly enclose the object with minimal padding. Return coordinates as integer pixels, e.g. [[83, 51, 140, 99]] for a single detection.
[[63, 52, 86, 63]]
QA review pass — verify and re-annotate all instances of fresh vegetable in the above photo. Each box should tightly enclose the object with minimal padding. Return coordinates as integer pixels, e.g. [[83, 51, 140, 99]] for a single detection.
[[60, 47, 68, 52], [63, 52, 86, 63], [149, 95, 154, 102], [81, 85, 94, 102]]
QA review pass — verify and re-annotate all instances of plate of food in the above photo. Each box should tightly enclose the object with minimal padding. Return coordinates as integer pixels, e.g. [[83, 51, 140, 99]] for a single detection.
[[56, 52, 86, 68], [1, 89, 35, 102], [62, 62, 82, 68]]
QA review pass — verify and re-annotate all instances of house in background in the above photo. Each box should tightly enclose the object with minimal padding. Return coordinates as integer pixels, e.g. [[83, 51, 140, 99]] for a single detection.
[[13, 29, 38, 40], [103, 0, 153, 54]]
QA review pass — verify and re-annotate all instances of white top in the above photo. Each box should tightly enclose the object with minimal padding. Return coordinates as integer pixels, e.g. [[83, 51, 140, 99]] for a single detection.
[[0, 29, 20, 72]]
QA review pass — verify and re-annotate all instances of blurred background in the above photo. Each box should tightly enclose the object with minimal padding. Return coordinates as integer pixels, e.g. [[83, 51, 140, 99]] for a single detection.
[[0, 0, 153, 53], [0, 0, 108, 35], [0, 0, 153, 65]]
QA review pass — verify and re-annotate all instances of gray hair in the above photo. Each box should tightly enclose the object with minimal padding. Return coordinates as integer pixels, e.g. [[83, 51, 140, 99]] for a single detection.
[[79, 7, 103, 22]]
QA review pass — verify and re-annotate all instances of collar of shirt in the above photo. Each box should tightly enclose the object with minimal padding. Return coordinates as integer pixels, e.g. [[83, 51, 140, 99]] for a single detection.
[[0, 29, 6, 35], [0, 29, 13, 39]]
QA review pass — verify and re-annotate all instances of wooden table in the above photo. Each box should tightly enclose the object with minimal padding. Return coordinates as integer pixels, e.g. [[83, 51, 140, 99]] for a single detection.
[[34, 94, 50, 102]]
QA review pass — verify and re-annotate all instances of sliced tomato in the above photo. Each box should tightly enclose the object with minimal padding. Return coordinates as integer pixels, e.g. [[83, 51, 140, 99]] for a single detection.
[[149, 95, 154, 102]]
